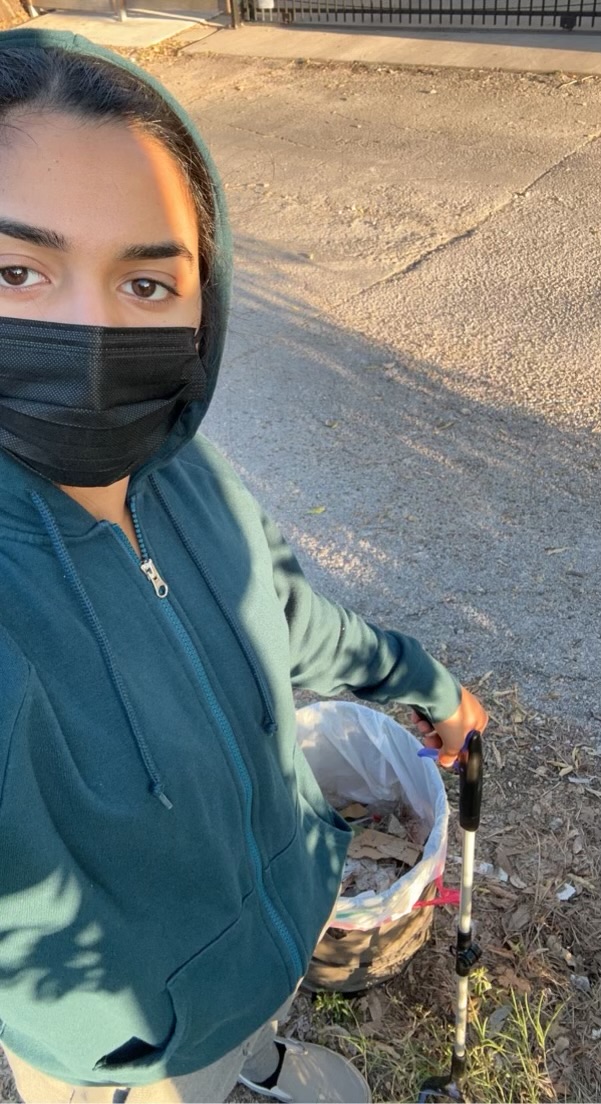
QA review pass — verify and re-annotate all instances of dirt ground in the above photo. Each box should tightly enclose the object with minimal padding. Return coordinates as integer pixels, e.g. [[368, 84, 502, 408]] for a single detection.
[[293, 683, 601, 1104], [0, 0, 28, 30], [228, 680, 601, 1104]]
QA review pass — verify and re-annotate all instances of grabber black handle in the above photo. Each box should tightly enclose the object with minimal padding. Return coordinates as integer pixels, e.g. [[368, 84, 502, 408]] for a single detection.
[[458, 729, 483, 832]]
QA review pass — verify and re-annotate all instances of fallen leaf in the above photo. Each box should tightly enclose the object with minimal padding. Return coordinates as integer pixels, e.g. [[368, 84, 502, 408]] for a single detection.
[[570, 873, 596, 890], [495, 846, 514, 877], [509, 874, 528, 890], [506, 905, 530, 932], [495, 967, 531, 993], [491, 741, 504, 769], [359, 1022, 383, 1037], [373, 1042, 401, 1058], [485, 885, 518, 903], [487, 944, 517, 960], [348, 828, 422, 867], [366, 990, 383, 1024], [546, 934, 578, 969], [488, 1004, 512, 1035], [307, 505, 326, 514]]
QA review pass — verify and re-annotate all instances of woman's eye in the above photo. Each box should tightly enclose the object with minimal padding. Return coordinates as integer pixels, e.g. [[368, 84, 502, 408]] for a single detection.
[[0, 266, 45, 289], [123, 278, 175, 302]]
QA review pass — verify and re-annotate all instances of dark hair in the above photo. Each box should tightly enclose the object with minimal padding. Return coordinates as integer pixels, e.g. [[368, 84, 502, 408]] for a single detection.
[[0, 46, 215, 286]]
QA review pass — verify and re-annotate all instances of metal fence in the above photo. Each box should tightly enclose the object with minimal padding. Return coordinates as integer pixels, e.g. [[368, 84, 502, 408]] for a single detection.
[[241, 0, 598, 29]]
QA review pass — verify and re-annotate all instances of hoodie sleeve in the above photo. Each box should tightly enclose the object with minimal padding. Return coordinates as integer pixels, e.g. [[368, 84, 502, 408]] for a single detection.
[[260, 510, 462, 725]]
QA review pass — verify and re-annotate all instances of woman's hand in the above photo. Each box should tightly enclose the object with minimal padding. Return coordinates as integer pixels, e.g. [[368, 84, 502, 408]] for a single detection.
[[411, 686, 488, 768]]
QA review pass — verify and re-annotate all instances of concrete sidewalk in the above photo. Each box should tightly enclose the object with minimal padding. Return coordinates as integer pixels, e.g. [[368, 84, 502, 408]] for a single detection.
[[18, 9, 601, 75], [17, 8, 225, 47], [184, 22, 601, 76]]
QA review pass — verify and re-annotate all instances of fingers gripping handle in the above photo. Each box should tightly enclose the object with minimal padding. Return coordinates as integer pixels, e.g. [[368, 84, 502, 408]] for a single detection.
[[458, 730, 483, 832], [414, 709, 484, 831]]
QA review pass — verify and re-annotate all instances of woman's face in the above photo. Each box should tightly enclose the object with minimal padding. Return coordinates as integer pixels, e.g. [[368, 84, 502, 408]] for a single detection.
[[0, 111, 202, 330]]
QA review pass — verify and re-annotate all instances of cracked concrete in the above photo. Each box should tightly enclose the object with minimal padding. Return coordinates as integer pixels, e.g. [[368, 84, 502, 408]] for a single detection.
[[149, 54, 601, 730], [330, 123, 601, 308]]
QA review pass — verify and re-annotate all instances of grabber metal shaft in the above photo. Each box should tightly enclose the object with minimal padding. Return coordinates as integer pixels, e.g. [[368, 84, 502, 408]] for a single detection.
[[418, 728, 483, 1103]]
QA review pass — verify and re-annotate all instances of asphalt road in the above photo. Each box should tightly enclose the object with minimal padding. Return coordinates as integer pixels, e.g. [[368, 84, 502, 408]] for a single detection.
[[151, 54, 601, 731]]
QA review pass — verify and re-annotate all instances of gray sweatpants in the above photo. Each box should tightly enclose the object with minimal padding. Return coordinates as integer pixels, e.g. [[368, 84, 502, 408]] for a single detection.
[[2, 991, 296, 1104]]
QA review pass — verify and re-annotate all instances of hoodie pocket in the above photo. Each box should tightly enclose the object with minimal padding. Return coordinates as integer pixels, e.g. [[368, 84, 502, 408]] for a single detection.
[[263, 793, 350, 961], [164, 890, 293, 1073], [93, 994, 184, 1082]]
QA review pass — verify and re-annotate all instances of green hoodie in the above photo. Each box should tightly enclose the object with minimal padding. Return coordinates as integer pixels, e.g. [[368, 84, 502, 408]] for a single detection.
[[0, 27, 461, 1086]]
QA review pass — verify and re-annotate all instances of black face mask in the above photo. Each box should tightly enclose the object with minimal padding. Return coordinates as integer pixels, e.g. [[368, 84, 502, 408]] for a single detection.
[[0, 315, 206, 487]]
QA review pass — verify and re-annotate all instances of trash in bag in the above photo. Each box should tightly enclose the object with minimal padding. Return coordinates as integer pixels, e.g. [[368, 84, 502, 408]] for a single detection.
[[296, 700, 448, 932], [338, 797, 427, 898]]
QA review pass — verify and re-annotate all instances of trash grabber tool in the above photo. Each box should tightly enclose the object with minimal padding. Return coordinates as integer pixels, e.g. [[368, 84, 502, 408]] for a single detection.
[[417, 728, 484, 1103]]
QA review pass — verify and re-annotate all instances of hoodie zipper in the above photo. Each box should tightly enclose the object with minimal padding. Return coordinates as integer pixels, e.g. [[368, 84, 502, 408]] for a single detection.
[[149, 475, 278, 736], [139, 559, 169, 598], [109, 500, 303, 981]]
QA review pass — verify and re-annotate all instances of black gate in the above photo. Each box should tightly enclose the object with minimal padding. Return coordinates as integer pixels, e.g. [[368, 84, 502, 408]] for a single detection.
[[241, 0, 598, 29]]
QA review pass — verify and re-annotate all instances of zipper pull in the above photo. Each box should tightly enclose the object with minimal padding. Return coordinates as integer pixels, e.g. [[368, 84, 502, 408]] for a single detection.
[[140, 559, 169, 599]]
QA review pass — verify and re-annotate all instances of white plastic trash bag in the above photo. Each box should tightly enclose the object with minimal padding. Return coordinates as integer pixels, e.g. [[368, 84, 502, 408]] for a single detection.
[[296, 700, 448, 932]]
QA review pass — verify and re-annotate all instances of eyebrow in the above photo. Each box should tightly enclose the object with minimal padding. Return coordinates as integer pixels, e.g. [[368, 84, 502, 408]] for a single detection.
[[0, 218, 194, 263], [120, 241, 195, 264], [0, 218, 65, 251]]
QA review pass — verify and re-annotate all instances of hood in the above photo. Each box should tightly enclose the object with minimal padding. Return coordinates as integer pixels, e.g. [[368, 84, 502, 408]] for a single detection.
[[0, 26, 232, 522]]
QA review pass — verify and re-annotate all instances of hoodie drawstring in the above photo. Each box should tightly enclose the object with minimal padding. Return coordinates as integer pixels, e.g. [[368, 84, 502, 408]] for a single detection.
[[30, 491, 173, 811], [150, 475, 278, 737]]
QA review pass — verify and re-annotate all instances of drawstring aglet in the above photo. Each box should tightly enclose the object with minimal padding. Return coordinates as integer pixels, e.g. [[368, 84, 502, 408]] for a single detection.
[[151, 783, 173, 810]]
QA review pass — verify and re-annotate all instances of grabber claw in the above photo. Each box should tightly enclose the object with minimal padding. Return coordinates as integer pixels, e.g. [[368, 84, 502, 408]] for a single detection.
[[417, 1073, 465, 1103]]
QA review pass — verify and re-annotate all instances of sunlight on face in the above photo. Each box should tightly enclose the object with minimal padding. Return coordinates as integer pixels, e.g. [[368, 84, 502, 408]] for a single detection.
[[0, 111, 202, 329]]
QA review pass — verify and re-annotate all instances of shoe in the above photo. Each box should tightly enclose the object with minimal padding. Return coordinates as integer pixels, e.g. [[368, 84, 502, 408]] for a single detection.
[[237, 1036, 372, 1103]]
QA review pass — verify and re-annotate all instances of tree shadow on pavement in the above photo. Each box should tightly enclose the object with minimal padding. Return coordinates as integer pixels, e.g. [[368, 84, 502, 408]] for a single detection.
[[204, 234, 601, 728]]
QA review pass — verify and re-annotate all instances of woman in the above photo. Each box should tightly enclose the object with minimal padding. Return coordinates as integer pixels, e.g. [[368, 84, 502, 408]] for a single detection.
[[0, 26, 488, 1104]]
